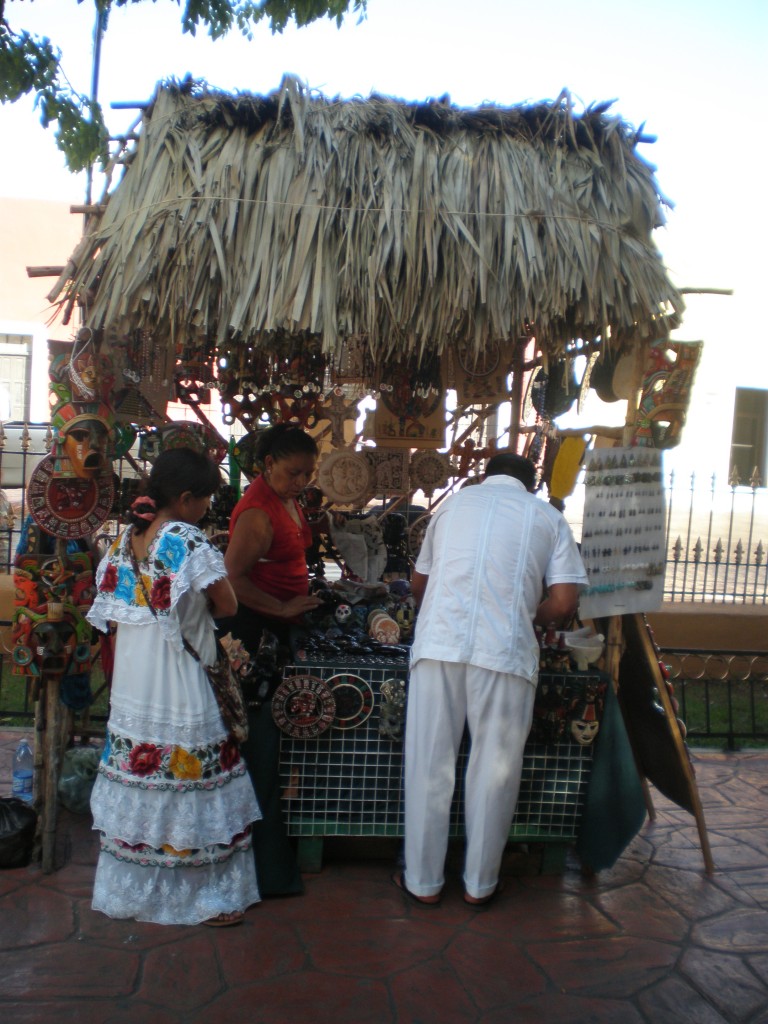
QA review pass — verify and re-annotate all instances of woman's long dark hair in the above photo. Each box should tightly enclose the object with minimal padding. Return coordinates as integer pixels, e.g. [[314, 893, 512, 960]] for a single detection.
[[128, 447, 221, 535]]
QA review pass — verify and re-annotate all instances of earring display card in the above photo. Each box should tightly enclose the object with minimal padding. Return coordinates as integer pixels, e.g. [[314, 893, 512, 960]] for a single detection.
[[579, 446, 666, 619]]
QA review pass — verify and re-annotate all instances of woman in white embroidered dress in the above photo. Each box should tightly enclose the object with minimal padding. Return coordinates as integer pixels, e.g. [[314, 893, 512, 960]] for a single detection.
[[88, 448, 260, 926]]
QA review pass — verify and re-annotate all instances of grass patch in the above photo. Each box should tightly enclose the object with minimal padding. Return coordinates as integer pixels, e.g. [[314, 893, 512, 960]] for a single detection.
[[676, 677, 768, 749], [0, 655, 109, 731]]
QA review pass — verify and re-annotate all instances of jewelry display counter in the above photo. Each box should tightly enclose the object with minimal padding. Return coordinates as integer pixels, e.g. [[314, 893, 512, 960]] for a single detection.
[[277, 659, 613, 874]]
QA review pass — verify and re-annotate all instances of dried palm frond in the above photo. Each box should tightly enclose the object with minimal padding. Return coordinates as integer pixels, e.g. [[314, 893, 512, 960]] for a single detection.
[[50, 76, 684, 367]]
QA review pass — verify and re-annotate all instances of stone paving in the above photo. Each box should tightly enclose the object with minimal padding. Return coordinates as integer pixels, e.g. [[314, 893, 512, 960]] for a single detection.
[[1, 729, 767, 1023]]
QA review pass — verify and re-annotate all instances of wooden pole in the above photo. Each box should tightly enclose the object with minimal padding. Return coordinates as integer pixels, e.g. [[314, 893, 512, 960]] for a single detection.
[[509, 339, 526, 452], [613, 340, 657, 820], [31, 683, 45, 864], [41, 673, 62, 873], [70, 204, 107, 216], [26, 266, 66, 279]]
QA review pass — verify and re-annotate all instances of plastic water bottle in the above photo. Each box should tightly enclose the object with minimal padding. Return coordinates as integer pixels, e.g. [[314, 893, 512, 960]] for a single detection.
[[11, 738, 34, 803]]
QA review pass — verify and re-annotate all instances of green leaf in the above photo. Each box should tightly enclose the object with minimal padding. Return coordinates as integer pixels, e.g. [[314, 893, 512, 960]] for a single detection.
[[0, 0, 367, 172]]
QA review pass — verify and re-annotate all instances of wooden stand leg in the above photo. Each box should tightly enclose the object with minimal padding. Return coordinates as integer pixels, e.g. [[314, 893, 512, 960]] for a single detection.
[[641, 777, 656, 821], [31, 687, 45, 864], [539, 842, 568, 875], [41, 674, 64, 874], [296, 837, 324, 873], [689, 780, 715, 875]]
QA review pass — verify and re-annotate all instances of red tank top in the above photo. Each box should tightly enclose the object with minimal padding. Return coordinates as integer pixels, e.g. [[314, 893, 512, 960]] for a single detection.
[[229, 475, 312, 603]]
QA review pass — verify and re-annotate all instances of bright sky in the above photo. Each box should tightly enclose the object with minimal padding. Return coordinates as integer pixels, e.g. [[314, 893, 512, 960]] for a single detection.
[[2, 0, 767, 466]]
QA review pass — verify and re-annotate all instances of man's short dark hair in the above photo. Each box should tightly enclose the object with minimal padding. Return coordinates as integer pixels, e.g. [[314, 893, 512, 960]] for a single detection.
[[484, 453, 536, 491]]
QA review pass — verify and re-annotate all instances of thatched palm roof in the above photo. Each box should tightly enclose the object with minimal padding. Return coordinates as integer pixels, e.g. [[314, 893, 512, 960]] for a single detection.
[[52, 76, 683, 364]]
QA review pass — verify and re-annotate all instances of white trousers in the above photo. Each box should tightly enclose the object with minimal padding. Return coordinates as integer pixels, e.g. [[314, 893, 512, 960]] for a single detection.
[[404, 658, 535, 899]]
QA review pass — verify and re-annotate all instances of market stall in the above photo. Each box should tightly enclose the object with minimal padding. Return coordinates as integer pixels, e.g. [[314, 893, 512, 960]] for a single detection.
[[22, 76, 711, 873]]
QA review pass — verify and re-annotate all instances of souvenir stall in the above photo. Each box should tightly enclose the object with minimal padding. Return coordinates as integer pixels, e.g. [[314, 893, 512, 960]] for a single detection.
[[10, 339, 117, 870], [40, 77, 711, 873]]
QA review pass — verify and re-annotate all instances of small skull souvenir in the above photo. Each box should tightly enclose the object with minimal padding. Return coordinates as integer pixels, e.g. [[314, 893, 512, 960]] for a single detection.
[[335, 602, 353, 625], [569, 701, 600, 746]]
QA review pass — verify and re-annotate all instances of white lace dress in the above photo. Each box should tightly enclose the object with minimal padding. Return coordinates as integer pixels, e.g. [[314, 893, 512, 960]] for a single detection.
[[87, 522, 261, 925]]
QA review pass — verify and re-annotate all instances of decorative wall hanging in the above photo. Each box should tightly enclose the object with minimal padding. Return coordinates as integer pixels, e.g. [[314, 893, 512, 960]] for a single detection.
[[579, 447, 665, 619], [34, 342, 117, 539], [629, 340, 703, 449], [373, 386, 445, 449], [328, 514, 387, 583], [319, 387, 361, 448], [450, 342, 512, 405], [330, 336, 374, 385], [365, 448, 410, 494], [108, 329, 172, 425], [175, 359, 215, 407], [220, 387, 275, 429], [67, 328, 100, 402], [326, 673, 375, 730], [456, 338, 501, 377], [317, 449, 373, 507], [373, 356, 445, 449], [378, 677, 406, 741], [49, 410, 112, 480], [27, 456, 115, 540], [271, 675, 336, 738], [409, 450, 451, 498], [136, 422, 227, 465]]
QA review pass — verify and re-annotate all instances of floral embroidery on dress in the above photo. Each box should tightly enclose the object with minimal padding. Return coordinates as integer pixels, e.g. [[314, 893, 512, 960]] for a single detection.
[[99, 826, 252, 870], [88, 521, 225, 640], [100, 563, 118, 593], [100, 730, 245, 792], [155, 530, 187, 573], [150, 575, 172, 611], [115, 565, 136, 603], [169, 747, 202, 781]]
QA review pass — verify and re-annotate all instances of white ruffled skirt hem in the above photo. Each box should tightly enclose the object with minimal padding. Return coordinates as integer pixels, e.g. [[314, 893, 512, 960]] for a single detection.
[[92, 844, 260, 925]]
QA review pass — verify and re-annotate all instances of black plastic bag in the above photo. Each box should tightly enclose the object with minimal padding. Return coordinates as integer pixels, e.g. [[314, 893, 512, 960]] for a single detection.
[[0, 798, 37, 869]]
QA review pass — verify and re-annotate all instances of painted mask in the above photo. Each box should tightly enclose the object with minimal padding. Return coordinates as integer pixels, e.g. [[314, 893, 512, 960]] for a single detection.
[[59, 416, 110, 479]]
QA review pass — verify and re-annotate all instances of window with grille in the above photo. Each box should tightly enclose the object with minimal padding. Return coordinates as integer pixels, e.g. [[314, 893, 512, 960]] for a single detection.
[[730, 387, 767, 486]]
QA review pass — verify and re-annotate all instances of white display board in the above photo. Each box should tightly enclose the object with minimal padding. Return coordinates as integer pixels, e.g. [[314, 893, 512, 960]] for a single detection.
[[579, 447, 666, 619]]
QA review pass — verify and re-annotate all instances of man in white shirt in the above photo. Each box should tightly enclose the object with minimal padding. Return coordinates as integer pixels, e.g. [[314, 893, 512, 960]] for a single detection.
[[395, 453, 588, 906]]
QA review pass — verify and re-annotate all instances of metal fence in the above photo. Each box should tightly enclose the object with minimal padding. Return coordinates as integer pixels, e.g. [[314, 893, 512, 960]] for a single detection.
[[663, 469, 768, 605], [660, 648, 768, 750]]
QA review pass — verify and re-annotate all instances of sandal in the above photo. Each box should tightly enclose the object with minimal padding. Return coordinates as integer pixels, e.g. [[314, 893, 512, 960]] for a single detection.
[[203, 911, 244, 927], [391, 871, 442, 906], [463, 882, 504, 908]]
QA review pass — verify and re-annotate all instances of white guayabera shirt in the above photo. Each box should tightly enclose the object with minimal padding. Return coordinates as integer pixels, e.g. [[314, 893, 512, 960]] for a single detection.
[[411, 475, 588, 684]]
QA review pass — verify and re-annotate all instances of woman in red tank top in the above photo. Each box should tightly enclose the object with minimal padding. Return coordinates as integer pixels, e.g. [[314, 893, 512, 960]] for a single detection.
[[223, 424, 324, 896], [226, 426, 323, 624]]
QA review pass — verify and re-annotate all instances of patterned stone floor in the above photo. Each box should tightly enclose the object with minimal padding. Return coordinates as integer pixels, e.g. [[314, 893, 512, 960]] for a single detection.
[[1, 729, 767, 1023]]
